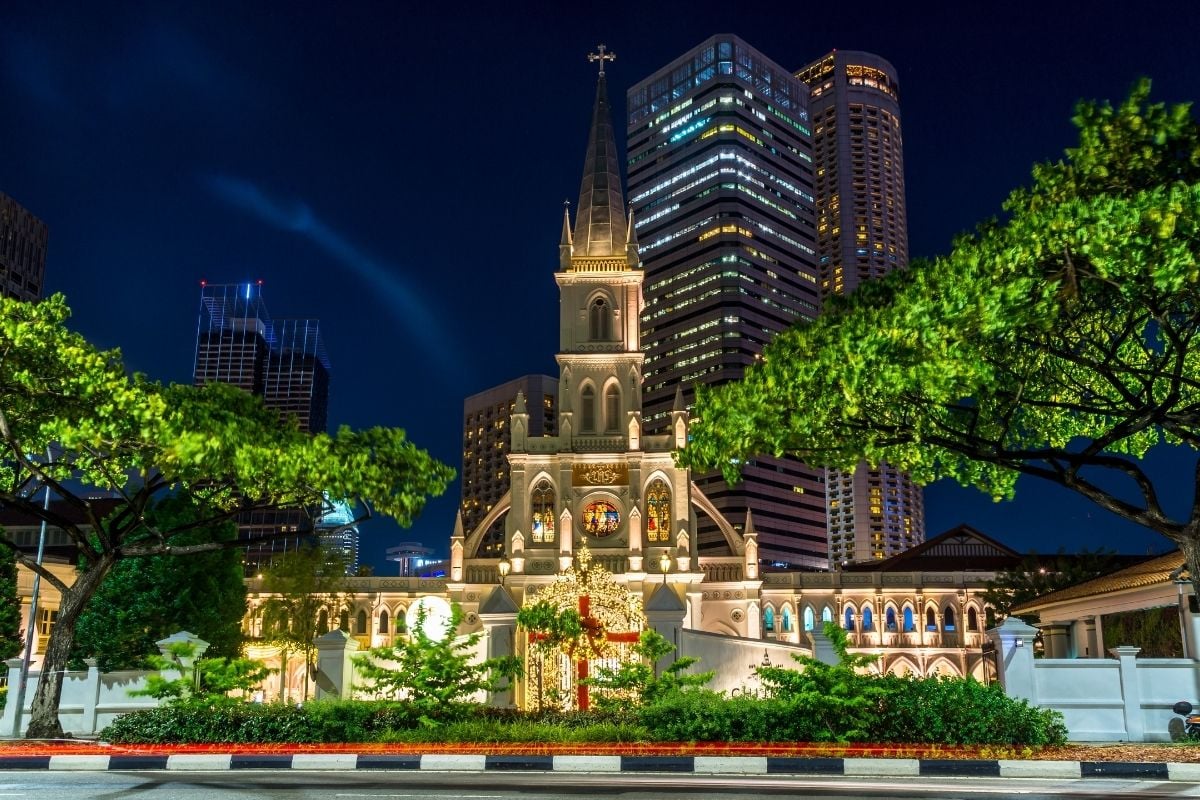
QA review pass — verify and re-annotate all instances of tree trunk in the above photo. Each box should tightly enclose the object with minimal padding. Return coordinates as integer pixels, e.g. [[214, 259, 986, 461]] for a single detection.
[[1179, 533, 1200, 636], [24, 556, 114, 739]]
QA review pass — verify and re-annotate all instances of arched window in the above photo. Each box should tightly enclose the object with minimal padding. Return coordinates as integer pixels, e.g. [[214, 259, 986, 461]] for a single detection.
[[844, 607, 855, 631], [886, 607, 897, 632], [925, 608, 937, 631], [944, 607, 956, 632], [967, 607, 979, 632], [822, 606, 833, 624], [764, 607, 775, 632], [902, 607, 915, 632], [985, 608, 997, 629], [531, 479, 556, 543], [604, 384, 620, 432], [339, 610, 350, 632], [862, 607, 874, 632], [782, 608, 792, 633], [581, 386, 596, 433], [589, 298, 612, 340], [379, 609, 390, 634], [356, 609, 368, 635], [803, 606, 815, 631], [317, 609, 329, 635], [645, 479, 670, 542]]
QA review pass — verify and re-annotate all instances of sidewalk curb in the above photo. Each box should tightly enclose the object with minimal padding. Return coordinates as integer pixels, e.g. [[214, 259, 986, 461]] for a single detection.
[[1, 753, 1198, 781]]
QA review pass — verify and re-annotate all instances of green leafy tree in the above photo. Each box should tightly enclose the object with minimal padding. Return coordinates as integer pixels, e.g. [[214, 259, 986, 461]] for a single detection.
[[70, 495, 247, 671], [682, 80, 1200, 596], [0, 541, 20, 661], [754, 622, 886, 741], [258, 543, 352, 702], [132, 640, 270, 708], [0, 294, 453, 738], [981, 548, 1121, 621], [355, 603, 521, 722], [585, 628, 713, 708]]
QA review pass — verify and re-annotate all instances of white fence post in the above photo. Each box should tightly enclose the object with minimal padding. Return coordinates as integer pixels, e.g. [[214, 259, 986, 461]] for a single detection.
[[2, 658, 23, 736], [986, 617, 1039, 702], [81, 658, 101, 736], [1109, 645, 1143, 741], [314, 629, 359, 699]]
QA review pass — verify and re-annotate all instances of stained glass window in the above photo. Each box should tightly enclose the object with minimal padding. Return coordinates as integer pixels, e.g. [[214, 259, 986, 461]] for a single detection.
[[582, 499, 620, 537], [531, 479, 556, 543], [645, 479, 670, 542]]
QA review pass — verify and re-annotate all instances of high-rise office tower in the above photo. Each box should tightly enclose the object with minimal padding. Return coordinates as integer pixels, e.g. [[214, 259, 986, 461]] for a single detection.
[[193, 282, 333, 572], [0, 191, 48, 302], [796, 50, 924, 565], [628, 35, 827, 569], [462, 374, 557, 557]]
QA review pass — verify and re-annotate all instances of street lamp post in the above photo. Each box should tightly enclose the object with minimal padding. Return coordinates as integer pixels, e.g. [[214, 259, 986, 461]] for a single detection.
[[658, 551, 671, 586], [498, 556, 511, 587]]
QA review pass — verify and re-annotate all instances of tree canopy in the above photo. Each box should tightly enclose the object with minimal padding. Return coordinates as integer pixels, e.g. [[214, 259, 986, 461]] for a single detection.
[[0, 293, 453, 737], [682, 81, 1200, 579], [69, 494, 248, 672]]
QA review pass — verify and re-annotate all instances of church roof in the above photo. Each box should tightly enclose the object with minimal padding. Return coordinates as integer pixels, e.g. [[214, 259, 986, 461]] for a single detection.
[[571, 72, 628, 258], [842, 524, 1024, 572]]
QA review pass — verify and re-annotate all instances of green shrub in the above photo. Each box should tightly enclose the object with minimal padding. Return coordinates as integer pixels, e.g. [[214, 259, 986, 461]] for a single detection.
[[102, 703, 318, 744], [874, 676, 1067, 745]]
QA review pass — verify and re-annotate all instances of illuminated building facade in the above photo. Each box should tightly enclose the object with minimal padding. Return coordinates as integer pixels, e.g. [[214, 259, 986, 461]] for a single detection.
[[316, 499, 360, 576], [0, 191, 48, 302], [627, 35, 827, 569], [462, 375, 557, 557], [796, 50, 924, 565], [193, 282, 332, 573]]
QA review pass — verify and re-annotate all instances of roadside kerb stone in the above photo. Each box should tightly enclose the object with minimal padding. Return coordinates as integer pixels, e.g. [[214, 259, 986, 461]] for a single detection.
[[694, 756, 767, 774], [48, 755, 110, 770], [292, 754, 357, 770], [998, 759, 1081, 778], [843, 757, 919, 776], [1169, 763, 1200, 782], [552, 755, 622, 772], [166, 754, 233, 770], [420, 754, 486, 771]]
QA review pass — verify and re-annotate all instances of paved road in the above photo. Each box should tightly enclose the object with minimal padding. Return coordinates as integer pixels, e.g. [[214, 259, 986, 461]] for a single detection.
[[2, 771, 1199, 799]]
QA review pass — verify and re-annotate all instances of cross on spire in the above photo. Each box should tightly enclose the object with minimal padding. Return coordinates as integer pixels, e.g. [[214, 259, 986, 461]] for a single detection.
[[587, 43, 615, 76]]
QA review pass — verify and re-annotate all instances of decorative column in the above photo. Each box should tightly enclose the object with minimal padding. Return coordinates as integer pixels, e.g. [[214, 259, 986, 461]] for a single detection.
[[479, 586, 519, 708]]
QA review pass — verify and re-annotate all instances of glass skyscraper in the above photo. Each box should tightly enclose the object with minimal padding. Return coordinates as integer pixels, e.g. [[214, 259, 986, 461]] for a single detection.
[[193, 282, 333, 572], [628, 35, 828, 569]]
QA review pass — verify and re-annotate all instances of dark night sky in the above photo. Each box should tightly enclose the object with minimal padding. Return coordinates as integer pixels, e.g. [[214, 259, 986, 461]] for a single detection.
[[2, 1, 1197, 570]]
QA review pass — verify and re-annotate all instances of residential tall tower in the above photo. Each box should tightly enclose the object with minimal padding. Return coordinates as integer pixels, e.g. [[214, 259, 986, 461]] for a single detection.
[[462, 374, 557, 557], [628, 35, 827, 569], [796, 50, 924, 565]]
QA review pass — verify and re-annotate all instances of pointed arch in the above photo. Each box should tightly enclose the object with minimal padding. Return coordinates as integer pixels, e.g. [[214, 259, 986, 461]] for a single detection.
[[943, 606, 957, 631], [925, 607, 938, 631], [885, 605, 898, 632], [645, 477, 671, 543], [355, 609, 368, 635], [803, 606, 815, 631], [888, 655, 920, 677], [843, 604, 856, 631], [378, 609, 390, 634], [580, 382, 597, 433], [822, 606, 833, 624], [927, 657, 962, 678], [604, 381, 621, 432], [589, 296, 613, 340], [966, 606, 979, 632], [763, 604, 776, 633], [530, 477, 557, 544], [902, 606, 915, 632], [781, 603, 793, 633], [861, 605, 874, 632], [464, 489, 511, 557]]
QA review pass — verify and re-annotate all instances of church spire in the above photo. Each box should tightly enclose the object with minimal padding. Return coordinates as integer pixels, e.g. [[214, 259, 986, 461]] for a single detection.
[[572, 45, 628, 258]]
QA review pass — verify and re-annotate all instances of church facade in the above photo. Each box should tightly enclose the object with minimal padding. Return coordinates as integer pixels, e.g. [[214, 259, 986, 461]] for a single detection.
[[241, 56, 1011, 704]]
